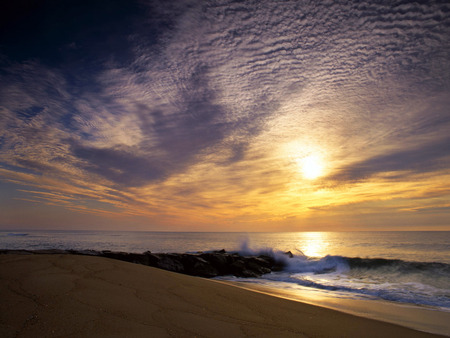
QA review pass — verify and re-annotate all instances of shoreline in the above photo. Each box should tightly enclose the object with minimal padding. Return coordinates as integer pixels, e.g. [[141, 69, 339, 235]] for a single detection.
[[1, 254, 446, 337], [218, 280, 450, 336]]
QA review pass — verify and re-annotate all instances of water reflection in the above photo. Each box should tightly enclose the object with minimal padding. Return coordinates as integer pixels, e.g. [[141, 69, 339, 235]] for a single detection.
[[295, 232, 329, 258]]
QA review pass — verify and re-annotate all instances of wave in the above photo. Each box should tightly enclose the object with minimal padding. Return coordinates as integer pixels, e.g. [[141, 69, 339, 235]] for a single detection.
[[6, 233, 29, 237], [236, 238, 449, 275], [251, 270, 450, 309], [283, 255, 450, 276], [234, 241, 450, 309], [346, 257, 450, 274]]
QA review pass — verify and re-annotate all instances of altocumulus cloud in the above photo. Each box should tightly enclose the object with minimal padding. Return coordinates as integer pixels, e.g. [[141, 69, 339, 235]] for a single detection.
[[1, 0, 450, 223]]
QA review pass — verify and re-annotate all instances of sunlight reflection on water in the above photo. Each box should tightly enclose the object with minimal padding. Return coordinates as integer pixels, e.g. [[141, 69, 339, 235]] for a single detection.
[[293, 232, 329, 258]]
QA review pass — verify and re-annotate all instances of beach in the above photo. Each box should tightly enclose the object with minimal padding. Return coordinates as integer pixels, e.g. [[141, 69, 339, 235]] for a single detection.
[[0, 254, 444, 337]]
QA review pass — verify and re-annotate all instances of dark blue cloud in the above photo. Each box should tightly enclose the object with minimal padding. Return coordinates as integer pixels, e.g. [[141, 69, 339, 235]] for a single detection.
[[17, 106, 45, 121], [70, 142, 166, 187], [70, 65, 275, 187], [329, 137, 450, 183]]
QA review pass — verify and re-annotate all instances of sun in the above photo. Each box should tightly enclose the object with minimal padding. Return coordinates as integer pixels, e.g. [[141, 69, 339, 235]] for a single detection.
[[284, 141, 326, 180], [299, 154, 323, 180]]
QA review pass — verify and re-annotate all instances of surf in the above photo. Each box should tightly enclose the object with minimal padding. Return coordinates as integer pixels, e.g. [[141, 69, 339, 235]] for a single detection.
[[232, 239, 450, 310]]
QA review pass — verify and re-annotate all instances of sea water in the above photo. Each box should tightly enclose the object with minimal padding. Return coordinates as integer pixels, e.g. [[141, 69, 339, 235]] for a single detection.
[[1, 230, 449, 334]]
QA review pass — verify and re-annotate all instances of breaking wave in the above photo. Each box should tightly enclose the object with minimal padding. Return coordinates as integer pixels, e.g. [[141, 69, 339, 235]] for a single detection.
[[235, 240, 450, 309]]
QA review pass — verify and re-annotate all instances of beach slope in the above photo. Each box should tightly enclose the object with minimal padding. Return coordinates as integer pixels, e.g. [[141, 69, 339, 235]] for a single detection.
[[0, 254, 444, 337]]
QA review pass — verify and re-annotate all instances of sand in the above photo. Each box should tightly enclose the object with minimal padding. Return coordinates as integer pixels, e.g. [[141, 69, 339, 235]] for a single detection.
[[0, 254, 445, 338]]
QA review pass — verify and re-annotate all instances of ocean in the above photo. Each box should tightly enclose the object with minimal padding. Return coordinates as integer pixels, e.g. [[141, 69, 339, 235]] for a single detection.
[[1, 230, 449, 334]]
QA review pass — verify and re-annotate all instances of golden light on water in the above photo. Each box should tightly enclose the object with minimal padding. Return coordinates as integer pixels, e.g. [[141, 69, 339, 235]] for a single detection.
[[297, 232, 329, 257]]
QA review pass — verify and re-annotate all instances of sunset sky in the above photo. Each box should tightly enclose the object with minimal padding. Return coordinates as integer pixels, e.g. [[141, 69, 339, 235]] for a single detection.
[[1, 0, 449, 231]]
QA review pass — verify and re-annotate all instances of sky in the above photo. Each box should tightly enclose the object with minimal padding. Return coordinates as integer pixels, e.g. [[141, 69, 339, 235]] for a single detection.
[[0, 0, 449, 232]]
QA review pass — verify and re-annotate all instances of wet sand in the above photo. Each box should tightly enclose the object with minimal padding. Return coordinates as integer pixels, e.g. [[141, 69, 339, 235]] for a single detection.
[[0, 254, 445, 337], [225, 281, 450, 336]]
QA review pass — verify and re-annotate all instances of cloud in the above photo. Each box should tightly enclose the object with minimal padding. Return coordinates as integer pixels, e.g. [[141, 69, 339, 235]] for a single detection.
[[68, 63, 271, 187], [70, 143, 165, 186], [1, 0, 450, 227], [328, 135, 450, 183]]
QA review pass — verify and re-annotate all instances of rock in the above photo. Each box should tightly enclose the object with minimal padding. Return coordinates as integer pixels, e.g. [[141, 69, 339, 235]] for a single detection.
[[0, 250, 33, 255], [246, 257, 272, 275], [214, 249, 226, 254], [34, 249, 69, 255], [199, 252, 233, 275], [181, 255, 218, 277], [156, 254, 185, 273], [240, 269, 261, 278], [1, 249, 287, 279]]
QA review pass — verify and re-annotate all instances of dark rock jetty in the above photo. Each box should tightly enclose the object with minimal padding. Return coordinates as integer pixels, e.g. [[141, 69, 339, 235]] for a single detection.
[[1, 249, 290, 278]]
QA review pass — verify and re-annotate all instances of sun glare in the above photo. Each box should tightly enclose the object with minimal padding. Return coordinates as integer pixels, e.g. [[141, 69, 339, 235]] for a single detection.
[[296, 232, 329, 257], [299, 154, 323, 180], [284, 141, 326, 180]]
